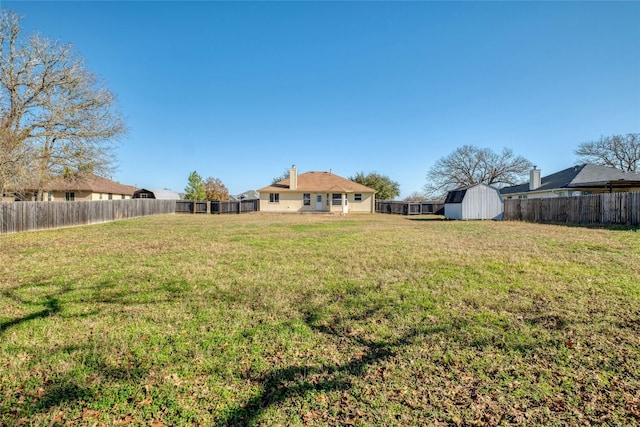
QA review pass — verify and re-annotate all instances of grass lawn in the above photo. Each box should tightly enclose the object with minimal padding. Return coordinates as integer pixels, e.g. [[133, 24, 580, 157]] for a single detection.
[[1, 213, 639, 426]]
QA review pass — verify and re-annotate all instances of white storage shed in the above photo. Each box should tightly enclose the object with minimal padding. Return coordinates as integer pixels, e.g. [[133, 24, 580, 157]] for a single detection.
[[444, 184, 503, 220]]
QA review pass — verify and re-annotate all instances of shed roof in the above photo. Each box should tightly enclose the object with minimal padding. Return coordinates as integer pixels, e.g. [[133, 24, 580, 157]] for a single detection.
[[259, 171, 375, 193], [445, 184, 499, 204], [444, 187, 468, 204]]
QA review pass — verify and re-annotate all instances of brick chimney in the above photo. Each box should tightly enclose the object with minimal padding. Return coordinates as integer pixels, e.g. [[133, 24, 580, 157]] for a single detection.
[[529, 166, 541, 190], [289, 165, 298, 190]]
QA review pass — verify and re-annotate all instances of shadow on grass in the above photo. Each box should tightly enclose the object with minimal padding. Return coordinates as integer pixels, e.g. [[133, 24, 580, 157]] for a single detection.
[[34, 380, 95, 413], [0, 277, 192, 336], [217, 305, 446, 426], [0, 296, 61, 334], [406, 215, 448, 222]]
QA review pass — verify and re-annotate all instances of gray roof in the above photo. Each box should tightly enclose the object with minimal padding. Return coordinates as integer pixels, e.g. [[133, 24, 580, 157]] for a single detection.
[[500, 164, 640, 195], [151, 189, 181, 200], [134, 188, 181, 200], [234, 190, 259, 200], [445, 186, 469, 204], [445, 183, 498, 204]]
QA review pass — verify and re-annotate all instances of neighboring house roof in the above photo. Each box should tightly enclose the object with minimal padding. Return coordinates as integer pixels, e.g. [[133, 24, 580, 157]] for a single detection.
[[500, 164, 640, 195], [232, 190, 260, 200], [42, 173, 137, 195], [259, 171, 376, 193]]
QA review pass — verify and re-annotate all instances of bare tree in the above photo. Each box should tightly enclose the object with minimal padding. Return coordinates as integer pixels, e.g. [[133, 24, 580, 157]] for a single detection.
[[204, 177, 229, 201], [403, 191, 429, 202], [575, 133, 639, 172], [425, 145, 532, 197], [0, 11, 126, 198]]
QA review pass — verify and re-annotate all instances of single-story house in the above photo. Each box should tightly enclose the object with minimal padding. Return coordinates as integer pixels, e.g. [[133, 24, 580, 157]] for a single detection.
[[132, 188, 182, 200], [258, 166, 376, 213], [3, 173, 137, 202], [500, 164, 640, 199], [444, 183, 503, 220]]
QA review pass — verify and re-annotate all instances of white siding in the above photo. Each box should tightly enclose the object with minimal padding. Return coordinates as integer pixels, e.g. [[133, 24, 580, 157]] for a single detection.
[[446, 184, 503, 220], [444, 203, 463, 219]]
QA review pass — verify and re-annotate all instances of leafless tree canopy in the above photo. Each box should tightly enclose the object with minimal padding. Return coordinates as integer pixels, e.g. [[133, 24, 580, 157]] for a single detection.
[[425, 145, 532, 197], [0, 11, 126, 196], [575, 133, 639, 172]]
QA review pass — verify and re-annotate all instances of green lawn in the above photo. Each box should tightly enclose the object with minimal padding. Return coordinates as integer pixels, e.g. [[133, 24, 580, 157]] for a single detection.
[[1, 213, 639, 426]]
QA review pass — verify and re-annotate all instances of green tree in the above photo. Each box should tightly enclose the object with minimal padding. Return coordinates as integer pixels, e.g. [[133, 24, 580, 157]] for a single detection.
[[350, 171, 400, 200], [184, 171, 206, 200], [204, 177, 229, 201]]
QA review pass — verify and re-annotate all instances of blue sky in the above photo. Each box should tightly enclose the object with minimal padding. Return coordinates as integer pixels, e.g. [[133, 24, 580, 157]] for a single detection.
[[4, 1, 640, 198]]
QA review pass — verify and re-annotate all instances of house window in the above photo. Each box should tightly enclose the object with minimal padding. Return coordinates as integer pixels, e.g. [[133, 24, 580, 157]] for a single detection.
[[332, 193, 342, 206], [99, 193, 103, 200], [269, 193, 280, 203], [354, 193, 362, 202], [65, 192, 75, 201], [303, 193, 311, 206], [47, 192, 52, 201], [518, 195, 528, 199], [108, 193, 113, 200], [121, 194, 125, 199]]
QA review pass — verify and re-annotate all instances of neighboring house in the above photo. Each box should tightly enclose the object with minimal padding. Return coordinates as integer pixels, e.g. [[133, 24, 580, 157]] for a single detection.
[[500, 164, 640, 199], [3, 173, 137, 202], [132, 188, 182, 200], [444, 184, 503, 220], [258, 166, 376, 213], [230, 190, 260, 201]]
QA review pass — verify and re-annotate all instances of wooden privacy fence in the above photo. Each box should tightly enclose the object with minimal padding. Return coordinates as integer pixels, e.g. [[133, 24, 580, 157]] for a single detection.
[[376, 201, 445, 216], [503, 192, 640, 226], [0, 199, 176, 235], [175, 199, 260, 215]]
